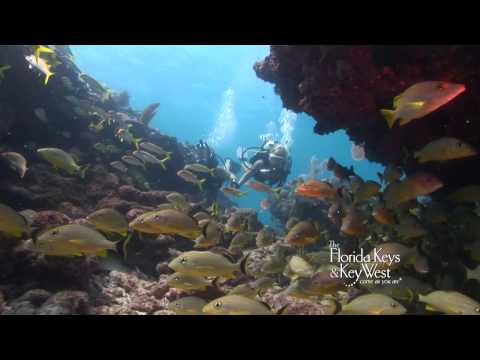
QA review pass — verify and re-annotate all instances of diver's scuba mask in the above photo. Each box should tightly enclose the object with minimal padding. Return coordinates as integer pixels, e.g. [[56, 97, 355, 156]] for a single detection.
[[263, 140, 276, 151]]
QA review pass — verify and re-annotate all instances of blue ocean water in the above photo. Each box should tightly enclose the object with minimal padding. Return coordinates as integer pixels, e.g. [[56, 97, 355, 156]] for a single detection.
[[72, 45, 384, 224]]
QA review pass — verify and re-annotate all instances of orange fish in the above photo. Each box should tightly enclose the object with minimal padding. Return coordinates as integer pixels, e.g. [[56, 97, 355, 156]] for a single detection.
[[384, 172, 444, 208], [340, 208, 368, 237], [221, 187, 248, 197], [295, 179, 338, 200], [372, 206, 396, 225], [246, 180, 272, 193], [380, 81, 466, 128], [260, 198, 270, 210], [286, 221, 319, 247], [326, 157, 355, 180], [404, 172, 444, 197], [327, 202, 342, 226]]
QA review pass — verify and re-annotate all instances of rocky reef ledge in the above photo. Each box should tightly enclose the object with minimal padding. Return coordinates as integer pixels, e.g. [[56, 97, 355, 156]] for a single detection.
[[254, 45, 480, 192]]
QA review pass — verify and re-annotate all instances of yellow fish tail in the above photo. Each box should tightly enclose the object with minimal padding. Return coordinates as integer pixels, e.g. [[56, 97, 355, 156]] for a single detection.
[[271, 187, 282, 200], [44, 70, 54, 85], [413, 151, 423, 162], [393, 95, 402, 108], [133, 138, 142, 151], [424, 304, 440, 312], [79, 165, 90, 179], [380, 109, 397, 128], [0, 65, 11, 80], [101, 89, 112, 102], [198, 178, 206, 192], [122, 232, 133, 260], [160, 155, 171, 170], [239, 252, 251, 276]]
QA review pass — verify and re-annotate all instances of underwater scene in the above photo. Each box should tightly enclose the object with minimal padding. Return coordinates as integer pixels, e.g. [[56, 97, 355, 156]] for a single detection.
[[0, 45, 479, 315]]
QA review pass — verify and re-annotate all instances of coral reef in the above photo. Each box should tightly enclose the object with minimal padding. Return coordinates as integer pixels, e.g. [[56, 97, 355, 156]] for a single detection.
[[2, 45, 479, 315], [0, 45, 233, 315], [254, 45, 480, 192], [92, 271, 170, 315]]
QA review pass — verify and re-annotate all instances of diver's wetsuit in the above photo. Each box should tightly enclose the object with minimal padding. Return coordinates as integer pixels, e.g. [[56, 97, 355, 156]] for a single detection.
[[237, 148, 292, 187]]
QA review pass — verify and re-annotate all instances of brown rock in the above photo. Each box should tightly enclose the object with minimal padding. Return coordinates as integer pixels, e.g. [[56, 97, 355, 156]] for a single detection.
[[96, 196, 140, 213], [14, 289, 52, 307], [3, 301, 38, 315], [153, 310, 176, 315], [264, 291, 338, 315], [57, 202, 87, 219], [37, 291, 90, 315], [155, 261, 173, 275], [118, 185, 169, 206], [151, 283, 170, 300], [31, 210, 71, 228]]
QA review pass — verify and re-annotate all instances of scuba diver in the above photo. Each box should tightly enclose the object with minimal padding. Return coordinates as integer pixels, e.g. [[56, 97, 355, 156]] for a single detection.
[[192, 140, 240, 184], [192, 140, 219, 168], [190, 139, 291, 188], [224, 157, 241, 175], [234, 139, 292, 187]]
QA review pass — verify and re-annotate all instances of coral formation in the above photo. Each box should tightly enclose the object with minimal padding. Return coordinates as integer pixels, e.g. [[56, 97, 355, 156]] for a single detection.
[[0, 45, 232, 314], [254, 45, 480, 191]]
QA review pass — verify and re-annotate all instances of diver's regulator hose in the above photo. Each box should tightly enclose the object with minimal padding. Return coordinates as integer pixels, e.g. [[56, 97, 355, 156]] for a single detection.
[[240, 146, 263, 171]]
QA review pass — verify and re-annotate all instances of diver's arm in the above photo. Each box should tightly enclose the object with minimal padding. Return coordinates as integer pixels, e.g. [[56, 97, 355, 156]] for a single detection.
[[237, 159, 266, 186]]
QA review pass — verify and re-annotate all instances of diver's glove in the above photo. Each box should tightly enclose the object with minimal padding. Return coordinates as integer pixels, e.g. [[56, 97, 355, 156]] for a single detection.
[[230, 181, 241, 189]]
